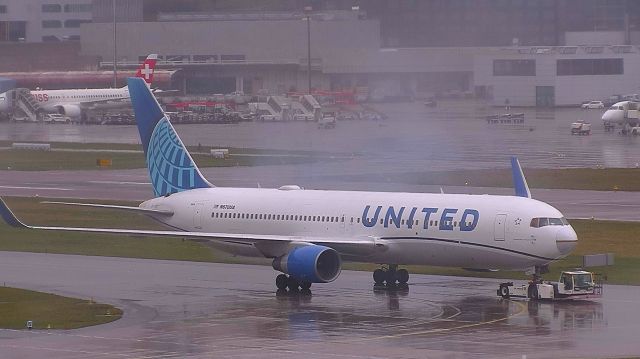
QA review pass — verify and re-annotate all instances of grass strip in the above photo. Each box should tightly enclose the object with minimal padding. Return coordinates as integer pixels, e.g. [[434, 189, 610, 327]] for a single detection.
[[0, 286, 121, 329]]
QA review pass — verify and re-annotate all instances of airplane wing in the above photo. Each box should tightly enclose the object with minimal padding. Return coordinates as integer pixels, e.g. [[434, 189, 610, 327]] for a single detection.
[[41, 201, 174, 216], [0, 198, 379, 257]]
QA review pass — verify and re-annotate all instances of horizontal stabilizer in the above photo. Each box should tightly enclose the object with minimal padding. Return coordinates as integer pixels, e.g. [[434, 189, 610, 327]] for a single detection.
[[41, 201, 174, 216]]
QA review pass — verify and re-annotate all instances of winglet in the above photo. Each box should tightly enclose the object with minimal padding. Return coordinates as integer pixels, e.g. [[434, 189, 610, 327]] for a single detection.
[[510, 156, 531, 198], [0, 198, 28, 228]]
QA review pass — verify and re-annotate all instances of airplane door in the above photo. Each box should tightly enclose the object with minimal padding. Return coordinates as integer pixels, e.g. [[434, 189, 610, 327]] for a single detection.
[[494, 214, 506, 241], [193, 203, 205, 230]]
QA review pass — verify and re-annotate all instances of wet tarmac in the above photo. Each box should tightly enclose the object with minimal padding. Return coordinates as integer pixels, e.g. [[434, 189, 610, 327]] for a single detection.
[[1, 102, 639, 173], [0, 252, 639, 359]]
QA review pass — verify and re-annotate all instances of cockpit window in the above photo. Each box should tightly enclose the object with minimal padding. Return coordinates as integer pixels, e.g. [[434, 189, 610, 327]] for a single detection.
[[530, 217, 569, 228], [549, 218, 563, 226]]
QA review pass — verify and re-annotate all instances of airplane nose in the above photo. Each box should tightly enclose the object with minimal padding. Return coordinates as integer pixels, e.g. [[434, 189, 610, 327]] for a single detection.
[[556, 225, 578, 256]]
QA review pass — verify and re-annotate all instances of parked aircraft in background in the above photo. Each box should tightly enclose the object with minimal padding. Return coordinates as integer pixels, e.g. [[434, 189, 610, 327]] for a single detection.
[[0, 78, 578, 291], [601, 100, 640, 132], [0, 54, 157, 119]]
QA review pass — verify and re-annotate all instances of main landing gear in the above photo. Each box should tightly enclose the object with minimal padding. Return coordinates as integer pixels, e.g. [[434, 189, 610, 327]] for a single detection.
[[275, 274, 312, 291], [373, 264, 409, 288]]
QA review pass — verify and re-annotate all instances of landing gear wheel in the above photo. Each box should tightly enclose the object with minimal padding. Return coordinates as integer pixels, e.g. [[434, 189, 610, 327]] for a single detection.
[[287, 276, 300, 291], [397, 269, 409, 284], [499, 285, 510, 299], [373, 269, 385, 285], [276, 274, 288, 290], [385, 269, 397, 286], [300, 281, 312, 290]]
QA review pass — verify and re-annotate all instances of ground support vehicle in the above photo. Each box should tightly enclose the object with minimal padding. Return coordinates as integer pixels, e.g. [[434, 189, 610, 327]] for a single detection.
[[318, 112, 336, 129], [498, 270, 602, 301], [581, 101, 605, 109], [43, 113, 71, 124], [571, 121, 591, 135]]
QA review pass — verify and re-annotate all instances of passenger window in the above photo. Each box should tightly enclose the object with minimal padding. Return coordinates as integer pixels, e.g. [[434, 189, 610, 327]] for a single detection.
[[415, 220, 419, 226], [401, 219, 405, 225], [430, 220, 433, 226], [380, 219, 383, 224], [357, 218, 360, 223], [350, 217, 354, 223]]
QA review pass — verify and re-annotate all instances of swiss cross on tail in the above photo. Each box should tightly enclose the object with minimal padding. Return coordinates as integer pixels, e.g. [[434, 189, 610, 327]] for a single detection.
[[135, 54, 158, 86]]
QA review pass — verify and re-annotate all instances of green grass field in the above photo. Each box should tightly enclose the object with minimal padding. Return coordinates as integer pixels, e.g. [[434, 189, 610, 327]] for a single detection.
[[0, 286, 122, 329], [0, 141, 341, 171], [0, 196, 638, 285]]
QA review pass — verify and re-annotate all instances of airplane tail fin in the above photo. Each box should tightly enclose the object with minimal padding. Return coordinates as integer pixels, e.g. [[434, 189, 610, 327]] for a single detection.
[[510, 156, 532, 198], [128, 77, 213, 197], [135, 54, 158, 87]]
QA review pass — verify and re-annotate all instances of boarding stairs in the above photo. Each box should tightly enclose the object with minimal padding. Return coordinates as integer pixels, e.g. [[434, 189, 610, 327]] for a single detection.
[[290, 94, 320, 121], [12, 88, 41, 122]]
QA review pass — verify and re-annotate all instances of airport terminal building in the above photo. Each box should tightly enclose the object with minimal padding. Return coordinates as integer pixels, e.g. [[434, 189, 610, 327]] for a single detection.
[[2, 0, 640, 106]]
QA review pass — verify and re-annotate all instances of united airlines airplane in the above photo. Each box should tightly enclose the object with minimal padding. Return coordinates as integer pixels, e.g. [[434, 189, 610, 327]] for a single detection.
[[0, 78, 578, 291]]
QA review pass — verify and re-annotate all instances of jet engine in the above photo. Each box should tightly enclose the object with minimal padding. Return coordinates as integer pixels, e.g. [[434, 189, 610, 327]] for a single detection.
[[56, 105, 81, 119], [272, 245, 341, 283]]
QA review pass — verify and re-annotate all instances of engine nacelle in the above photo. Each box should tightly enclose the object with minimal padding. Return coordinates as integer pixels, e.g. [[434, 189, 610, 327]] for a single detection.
[[56, 105, 81, 119], [272, 245, 341, 283]]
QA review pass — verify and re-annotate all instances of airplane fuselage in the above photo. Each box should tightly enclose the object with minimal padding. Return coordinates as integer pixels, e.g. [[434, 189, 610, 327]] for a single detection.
[[601, 100, 640, 127], [142, 187, 576, 271], [31, 87, 130, 112]]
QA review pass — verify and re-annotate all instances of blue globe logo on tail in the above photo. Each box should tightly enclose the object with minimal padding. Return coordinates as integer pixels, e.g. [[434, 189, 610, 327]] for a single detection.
[[128, 77, 212, 197], [147, 118, 210, 196]]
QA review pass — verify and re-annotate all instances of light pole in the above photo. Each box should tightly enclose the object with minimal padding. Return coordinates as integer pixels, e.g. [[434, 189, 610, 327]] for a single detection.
[[112, 0, 117, 87], [304, 6, 312, 94]]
